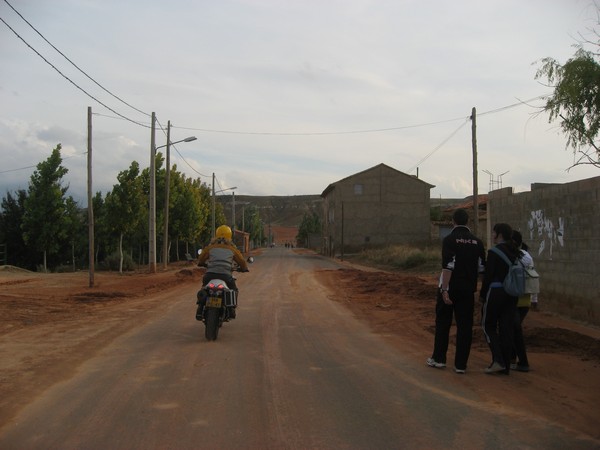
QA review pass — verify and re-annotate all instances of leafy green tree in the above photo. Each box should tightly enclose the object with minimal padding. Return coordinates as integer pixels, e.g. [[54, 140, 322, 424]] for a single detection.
[[169, 172, 206, 259], [22, 145, 70, 271], [90, 191, 109, 265], [0, 190, 35, 269], [297, 210, 322, 245], [105, 162, 145, 273], [63, 196, 85, 271], [536, 45, 600, 168], [242, 205, 264, 247]]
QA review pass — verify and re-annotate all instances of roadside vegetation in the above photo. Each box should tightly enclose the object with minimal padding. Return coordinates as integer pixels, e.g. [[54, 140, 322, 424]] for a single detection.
[[351, 244, 440, 273], [0, 144, 266, 273]]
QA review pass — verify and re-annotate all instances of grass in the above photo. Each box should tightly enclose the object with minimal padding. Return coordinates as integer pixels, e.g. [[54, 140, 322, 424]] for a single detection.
[[353, 244, 441, 273]]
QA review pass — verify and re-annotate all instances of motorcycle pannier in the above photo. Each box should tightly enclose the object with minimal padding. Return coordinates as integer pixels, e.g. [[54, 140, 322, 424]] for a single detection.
[[224, 290, 238, 307]]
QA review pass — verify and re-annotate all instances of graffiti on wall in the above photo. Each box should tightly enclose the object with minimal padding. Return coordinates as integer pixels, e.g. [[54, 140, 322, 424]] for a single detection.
[[528, 210, 564, 259]]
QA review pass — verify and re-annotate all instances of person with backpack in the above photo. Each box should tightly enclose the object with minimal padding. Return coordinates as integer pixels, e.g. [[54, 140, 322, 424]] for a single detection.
[[480, 222, 520, 375], [511, 230, 534, 372]]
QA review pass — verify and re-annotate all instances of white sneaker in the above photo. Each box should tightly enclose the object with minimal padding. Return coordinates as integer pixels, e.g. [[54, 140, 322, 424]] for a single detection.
[[426, 357, 446, 368], [454, 367, 466, 374], [484, 362, 506, 374]]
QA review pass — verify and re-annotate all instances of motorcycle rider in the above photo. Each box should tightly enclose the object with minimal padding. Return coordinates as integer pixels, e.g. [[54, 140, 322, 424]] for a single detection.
[[197, 224, 249, 319]]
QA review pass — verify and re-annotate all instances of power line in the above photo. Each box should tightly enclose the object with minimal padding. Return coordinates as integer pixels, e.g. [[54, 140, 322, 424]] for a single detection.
[[92, 97, 545, 137], [0, 15, 149, 128], [0, 152, 86, 175], [3, 0, 150, 118], [478, 96, 545, 116], [155, 118, 210, 179], [172, 116, 469, 136], [406, 118, 470, 173], [170, 97, 545, 136]]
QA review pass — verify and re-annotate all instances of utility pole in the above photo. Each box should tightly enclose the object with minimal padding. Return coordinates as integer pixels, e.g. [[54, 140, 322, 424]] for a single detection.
[[149, 112, 157, 273], [87, 106, 94, 287], [211, 172, 216, 238], [232, 191, 236, 236], [162, 120, 171, 269], [471, 107, 478, 237]]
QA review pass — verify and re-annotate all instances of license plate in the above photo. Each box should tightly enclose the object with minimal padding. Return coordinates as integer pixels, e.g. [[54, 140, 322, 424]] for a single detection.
[[207, 297, 222, 308]]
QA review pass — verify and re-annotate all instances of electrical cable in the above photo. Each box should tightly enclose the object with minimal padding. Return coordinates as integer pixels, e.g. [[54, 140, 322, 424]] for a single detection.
[[155, 118, 210, 178], [1, 4, 549, 180], [0, 152, 86, 174], [2, 0, 150, 118], [170, 96, 545, 136], [406, 118, 470, 173], [0, 16, 149, 128], [172, 116, 468, 136]]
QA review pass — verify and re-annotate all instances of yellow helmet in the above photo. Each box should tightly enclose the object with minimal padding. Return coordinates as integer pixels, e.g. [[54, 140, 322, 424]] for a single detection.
[[216, 225, 232, 240]]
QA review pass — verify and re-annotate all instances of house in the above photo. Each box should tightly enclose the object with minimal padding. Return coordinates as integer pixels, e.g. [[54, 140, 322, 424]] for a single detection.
[[433, 194, 488, 241], [320, 163, 434, 256]]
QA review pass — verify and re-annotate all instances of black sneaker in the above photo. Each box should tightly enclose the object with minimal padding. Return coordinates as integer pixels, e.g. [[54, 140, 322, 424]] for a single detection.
[[510, 363, 530, 372]]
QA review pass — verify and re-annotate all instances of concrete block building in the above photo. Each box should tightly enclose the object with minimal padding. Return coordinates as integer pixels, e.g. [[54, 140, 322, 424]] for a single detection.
[[321, 164, 434, 256]]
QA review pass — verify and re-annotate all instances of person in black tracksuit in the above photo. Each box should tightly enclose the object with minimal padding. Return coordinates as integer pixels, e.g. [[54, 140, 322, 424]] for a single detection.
[[428, 209, 486, 373], [480, 222, 519, 374]]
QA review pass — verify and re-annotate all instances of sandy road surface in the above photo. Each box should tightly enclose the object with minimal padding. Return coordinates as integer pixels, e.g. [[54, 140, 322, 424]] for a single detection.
[[0, 248, 599, 448]]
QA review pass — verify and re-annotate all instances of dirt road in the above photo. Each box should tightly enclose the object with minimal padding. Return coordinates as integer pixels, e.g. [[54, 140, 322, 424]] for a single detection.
[[0, 248, 599, 448]]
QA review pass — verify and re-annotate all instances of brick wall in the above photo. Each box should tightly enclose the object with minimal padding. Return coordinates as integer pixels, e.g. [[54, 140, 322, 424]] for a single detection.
[[486, 176, 600, 325]]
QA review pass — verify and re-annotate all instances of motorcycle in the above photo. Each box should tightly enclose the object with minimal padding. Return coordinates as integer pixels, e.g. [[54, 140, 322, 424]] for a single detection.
[[195, 256, 254, 341]]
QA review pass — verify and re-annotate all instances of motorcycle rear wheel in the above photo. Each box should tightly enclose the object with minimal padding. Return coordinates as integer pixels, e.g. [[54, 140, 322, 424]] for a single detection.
[[205, 308, 220, 341]]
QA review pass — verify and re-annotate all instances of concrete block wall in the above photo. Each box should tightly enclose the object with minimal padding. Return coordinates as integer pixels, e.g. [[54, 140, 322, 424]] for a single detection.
[[487, 176, 600, 325]]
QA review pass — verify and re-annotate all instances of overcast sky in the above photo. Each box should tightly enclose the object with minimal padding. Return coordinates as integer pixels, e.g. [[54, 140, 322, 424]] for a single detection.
[[1, 0, 599, 203]]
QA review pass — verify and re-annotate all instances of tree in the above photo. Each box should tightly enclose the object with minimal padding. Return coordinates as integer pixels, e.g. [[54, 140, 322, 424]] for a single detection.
[[297, 210, 322, 246], [105, 162, 144, 273], [22, 145, 71, 271], [169, 172, 208, 259], [0, 190, 34, 269], [536, 43, 600, 168], [242, 205, 264, 247], [63, 196, 85, 271], [90, 191, 109, 265]]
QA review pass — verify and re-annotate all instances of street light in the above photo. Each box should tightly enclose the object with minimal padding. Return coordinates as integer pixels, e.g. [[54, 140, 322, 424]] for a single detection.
[[149, 117, 196, 272], [211, 172, 237, 238]]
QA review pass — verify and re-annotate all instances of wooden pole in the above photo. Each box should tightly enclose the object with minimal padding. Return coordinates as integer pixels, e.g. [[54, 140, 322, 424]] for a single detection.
[[471, 107, 478, 236], [149, 112, 156, 273], [211, 172, 216, 238], [341, 201, 344, 261], [87, 107, 94, 287], [162, 120, 171, 269]]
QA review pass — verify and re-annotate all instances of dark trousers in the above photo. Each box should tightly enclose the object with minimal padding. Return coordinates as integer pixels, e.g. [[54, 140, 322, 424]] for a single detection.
[[432, 288, 475, 370], [481, 287, 517, 370], [512, 307, 530, 365]]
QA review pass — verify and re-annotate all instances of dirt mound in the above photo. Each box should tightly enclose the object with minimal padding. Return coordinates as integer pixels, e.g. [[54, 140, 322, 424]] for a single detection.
[[320, 267, 600, 364], [0, 265, 33, 273]]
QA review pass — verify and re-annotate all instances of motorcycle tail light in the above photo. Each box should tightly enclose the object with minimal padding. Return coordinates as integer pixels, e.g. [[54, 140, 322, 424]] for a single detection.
[[206, 282, 225, 293]]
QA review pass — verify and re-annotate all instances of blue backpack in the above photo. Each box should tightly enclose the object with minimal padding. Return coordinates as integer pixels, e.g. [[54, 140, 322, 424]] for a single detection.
[[490, 247, 526, 297]]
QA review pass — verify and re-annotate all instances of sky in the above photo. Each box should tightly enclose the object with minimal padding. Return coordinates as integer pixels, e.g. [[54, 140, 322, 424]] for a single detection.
[[1, 0, 599, 203]]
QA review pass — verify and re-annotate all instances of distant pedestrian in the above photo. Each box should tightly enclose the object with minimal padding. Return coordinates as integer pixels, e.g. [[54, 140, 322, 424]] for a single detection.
[[427, 209, 486, 374], [480, 223, 520, 375]]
